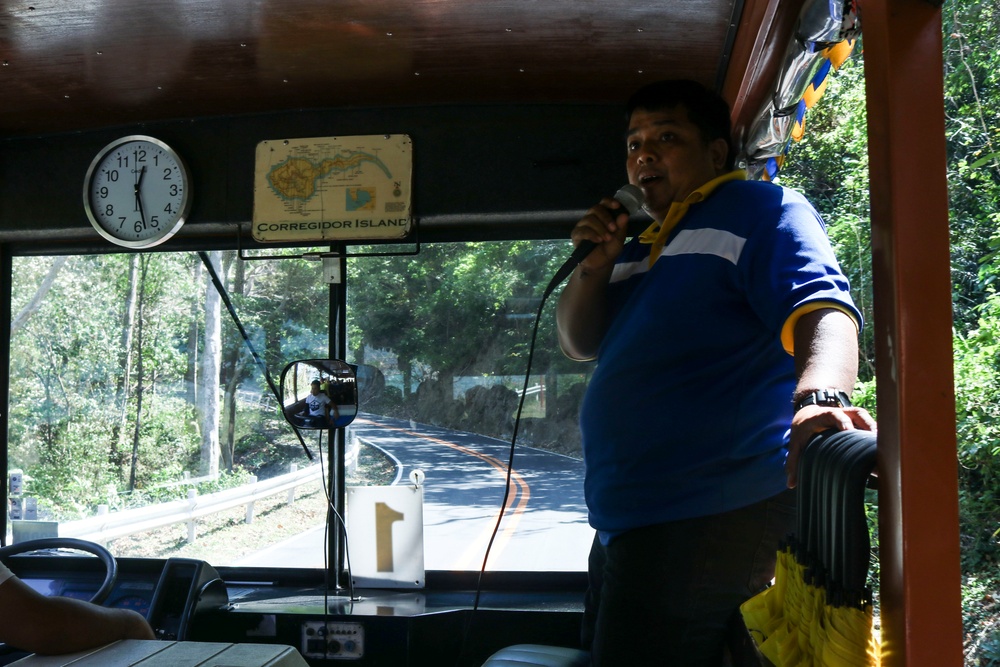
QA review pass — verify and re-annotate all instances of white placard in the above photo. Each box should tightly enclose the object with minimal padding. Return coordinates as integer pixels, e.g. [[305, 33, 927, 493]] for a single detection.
[[346, 485, 424, 588]]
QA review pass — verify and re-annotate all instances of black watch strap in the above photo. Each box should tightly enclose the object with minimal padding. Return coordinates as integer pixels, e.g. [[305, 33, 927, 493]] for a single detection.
[[794, 388, 852, 412]]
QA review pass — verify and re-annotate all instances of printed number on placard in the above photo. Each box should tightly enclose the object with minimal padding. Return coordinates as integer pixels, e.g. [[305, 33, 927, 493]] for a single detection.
[[375, 502, 404, 572]]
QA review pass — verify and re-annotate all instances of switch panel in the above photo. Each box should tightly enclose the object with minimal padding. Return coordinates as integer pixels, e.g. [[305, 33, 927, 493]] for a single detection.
[[301, 621, 364, 660]]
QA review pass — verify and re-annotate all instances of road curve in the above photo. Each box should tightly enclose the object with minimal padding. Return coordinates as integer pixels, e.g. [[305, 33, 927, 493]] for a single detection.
[[238, 414, 593, 572]]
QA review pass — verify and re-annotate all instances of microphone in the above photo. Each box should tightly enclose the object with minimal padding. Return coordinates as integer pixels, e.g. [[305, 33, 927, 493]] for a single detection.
[[545, 184, 645, 294]]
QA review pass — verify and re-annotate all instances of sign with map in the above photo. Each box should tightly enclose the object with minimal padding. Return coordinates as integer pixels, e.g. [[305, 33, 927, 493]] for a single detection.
[[252, 134, 412, 243]]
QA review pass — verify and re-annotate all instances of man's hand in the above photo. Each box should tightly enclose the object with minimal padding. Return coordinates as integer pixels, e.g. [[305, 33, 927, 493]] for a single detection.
[[111, 607, 157, 641], [556, 197, 635, 361], [785, 404, 877, 488], [0, 575, 155, 654], [570, 197, 632, 273]]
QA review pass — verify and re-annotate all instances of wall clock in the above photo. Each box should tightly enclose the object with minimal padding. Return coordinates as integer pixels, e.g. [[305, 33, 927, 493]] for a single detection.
[[83, 135, 191, 248]]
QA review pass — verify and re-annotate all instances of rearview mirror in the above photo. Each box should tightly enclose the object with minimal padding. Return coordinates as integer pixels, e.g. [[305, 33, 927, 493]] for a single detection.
[[280, 359, 359, 429]]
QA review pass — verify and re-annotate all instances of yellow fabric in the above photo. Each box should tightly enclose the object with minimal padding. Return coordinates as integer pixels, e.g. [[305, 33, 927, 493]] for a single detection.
[[740, 546, 881, 666], [802, 76, 830, 110], [824, 38, 856, 70], [637, 170, 746, 267], [780, 301, 860, 356], [792, 116, 807, 142]]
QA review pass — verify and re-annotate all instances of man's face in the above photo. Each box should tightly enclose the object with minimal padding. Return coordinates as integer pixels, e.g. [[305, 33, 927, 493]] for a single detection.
[[625, 105, 728, 221], [310, 384, 321, 395]]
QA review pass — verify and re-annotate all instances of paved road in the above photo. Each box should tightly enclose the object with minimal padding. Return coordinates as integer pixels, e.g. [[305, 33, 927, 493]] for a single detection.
[[239, 414, 593, 572]]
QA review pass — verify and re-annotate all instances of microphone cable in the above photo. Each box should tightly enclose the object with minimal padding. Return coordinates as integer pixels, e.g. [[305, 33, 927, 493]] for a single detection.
[[455, 261, 551, 666], [457, 184, 643, 663]]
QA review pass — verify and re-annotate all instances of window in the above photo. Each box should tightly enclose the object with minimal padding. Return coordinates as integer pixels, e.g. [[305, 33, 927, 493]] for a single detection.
[[7, 242, 593, 572]]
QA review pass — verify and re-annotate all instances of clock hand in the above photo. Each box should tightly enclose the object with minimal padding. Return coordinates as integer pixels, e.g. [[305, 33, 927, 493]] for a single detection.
[[133, 166, 147, 229]]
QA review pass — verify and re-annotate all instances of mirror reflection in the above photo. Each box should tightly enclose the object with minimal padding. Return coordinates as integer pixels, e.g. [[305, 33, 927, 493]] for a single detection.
[[280, 359, 359, 429]]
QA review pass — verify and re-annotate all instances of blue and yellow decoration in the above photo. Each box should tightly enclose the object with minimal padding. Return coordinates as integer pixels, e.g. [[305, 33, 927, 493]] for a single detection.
[[742, 1, 861, 181]]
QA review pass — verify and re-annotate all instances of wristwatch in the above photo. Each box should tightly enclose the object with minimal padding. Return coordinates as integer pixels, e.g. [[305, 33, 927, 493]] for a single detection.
[[794, 388, 852, 412]]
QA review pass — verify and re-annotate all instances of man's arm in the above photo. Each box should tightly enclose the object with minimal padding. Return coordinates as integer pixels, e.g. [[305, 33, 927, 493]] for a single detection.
[[556, 197, 632, 360], [786, 308, 877, 487], [0, 576, 155, 654], [556, 264, 614, 360]]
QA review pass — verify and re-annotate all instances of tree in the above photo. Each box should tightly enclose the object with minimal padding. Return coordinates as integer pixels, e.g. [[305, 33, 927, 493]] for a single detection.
[[185, 256, 202, 405], [9, 256, 68, 335], [113, 254, 140, 478], [776, 6, 1000, 656], [219, 253, 252, 472], [347, 240, 573, 391], [773, 52, 875, 381], [199, 251, 223, 477], [943, 0, 1000, 332], [127, 256, 150, 491]]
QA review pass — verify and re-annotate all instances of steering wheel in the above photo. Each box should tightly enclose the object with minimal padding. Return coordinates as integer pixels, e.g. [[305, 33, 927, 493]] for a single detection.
[[0, 538, 118, 605]]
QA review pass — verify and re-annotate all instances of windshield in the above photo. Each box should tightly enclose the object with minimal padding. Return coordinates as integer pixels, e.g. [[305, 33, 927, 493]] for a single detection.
[[6, 242, 593, 572]]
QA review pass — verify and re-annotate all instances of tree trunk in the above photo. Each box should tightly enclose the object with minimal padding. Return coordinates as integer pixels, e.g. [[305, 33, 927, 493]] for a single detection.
[[185, 258, 203, 406], [399, 356, 412, 402], [221, 369, 240, 472], [219, 255, 245, 472], [198, 251, 223, 477], [128, 257, 148, 491], [10, 256, 69, 334], [113, 255, 140, 477]]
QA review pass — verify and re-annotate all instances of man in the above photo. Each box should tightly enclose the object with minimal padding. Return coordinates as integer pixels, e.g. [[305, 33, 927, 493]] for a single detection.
[[556, 80, 875, 665], [304, 380, 333, 427], [0, 560, 155, 656]]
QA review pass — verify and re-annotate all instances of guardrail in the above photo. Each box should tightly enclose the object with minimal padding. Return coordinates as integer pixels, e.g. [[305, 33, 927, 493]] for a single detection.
[[9, 433, 361, 546], [56, 464, 323, 544], [147, 471, 220, 491], [517, 383, 543, 397]]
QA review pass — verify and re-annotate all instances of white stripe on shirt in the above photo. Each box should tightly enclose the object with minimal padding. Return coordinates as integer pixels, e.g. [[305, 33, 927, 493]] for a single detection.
[[609, 258, 650, 284], [662, 228, 746, 265]]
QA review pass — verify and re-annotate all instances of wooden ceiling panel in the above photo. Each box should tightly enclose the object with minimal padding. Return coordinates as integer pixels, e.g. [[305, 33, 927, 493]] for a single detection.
[[0, 0, 740, 136]]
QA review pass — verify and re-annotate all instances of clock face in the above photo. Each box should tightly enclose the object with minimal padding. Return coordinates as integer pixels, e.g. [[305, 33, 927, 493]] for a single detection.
[[83, 136, 191, 249]]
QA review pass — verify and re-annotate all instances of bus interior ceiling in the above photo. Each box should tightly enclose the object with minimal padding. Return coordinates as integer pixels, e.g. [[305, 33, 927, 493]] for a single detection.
[[0, 0, 796, 248]]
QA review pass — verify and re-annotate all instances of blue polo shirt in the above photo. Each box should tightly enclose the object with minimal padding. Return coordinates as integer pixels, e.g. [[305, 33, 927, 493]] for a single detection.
[[579, 179, 860, 539]]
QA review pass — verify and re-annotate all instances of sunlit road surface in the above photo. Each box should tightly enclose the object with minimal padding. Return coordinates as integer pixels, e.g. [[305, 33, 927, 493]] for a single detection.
[[238, 414, 593, 572]]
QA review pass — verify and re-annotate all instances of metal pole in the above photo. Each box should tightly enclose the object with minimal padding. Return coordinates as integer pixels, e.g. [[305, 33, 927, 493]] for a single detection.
[[327, 246, 349, 591]]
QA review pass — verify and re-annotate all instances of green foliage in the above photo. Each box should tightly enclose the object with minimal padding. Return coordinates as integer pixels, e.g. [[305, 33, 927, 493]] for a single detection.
[[23, 418, 121, 519], [128, 397, 202, 485], [941, 9, 1000, 638], [943, 0, 1000, 331], [849, 378, 877, 418], [962, 574, 1000, 666], [953, 292, 1000, 571], [236, 253, 329, 366], [863, 489, 880, 605], [775, 51, 875, 381], [778, 9, 1000, 651], [7, 252, 320, 520], [347, 240, 580, 401]]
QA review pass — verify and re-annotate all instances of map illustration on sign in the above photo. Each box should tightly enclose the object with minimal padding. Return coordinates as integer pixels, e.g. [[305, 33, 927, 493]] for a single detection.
[[346, 187, 376, 211], [253, 135, 412, 243]]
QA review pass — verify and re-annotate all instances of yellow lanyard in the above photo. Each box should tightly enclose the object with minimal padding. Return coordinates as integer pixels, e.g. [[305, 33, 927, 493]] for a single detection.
[[637, 170, 746, 267]]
